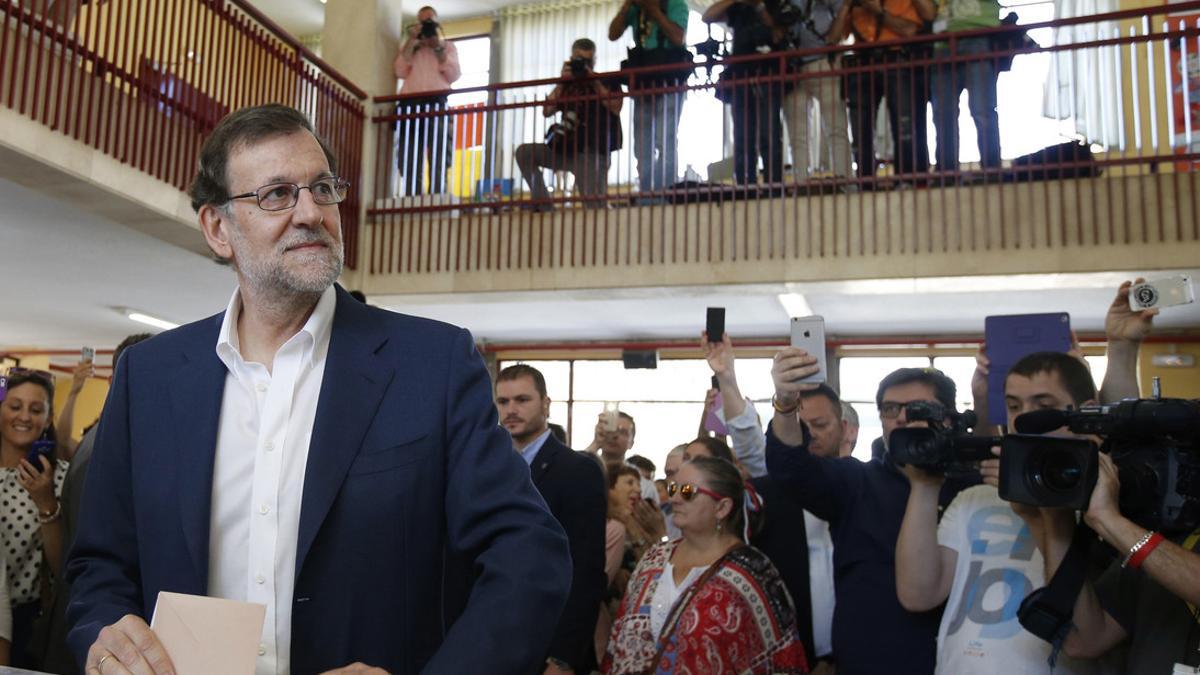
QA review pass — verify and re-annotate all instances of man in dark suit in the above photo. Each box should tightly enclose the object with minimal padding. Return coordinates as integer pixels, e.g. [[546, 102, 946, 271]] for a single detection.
[[495, 364, 607, 675], [65, 104, 571, 675]]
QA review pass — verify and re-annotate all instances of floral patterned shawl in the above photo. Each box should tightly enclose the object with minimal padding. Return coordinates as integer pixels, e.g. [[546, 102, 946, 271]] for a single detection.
[[602, 541, 809, 674]]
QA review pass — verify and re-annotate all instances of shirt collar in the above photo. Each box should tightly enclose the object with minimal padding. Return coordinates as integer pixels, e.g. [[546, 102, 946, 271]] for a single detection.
[[518, 428, 553, 466], [215, 285, 337, 373]]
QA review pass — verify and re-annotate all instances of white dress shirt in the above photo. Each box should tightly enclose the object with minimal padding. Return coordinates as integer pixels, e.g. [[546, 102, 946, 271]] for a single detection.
[[804, 510, 836, 658], [208, 285, 336, 675]]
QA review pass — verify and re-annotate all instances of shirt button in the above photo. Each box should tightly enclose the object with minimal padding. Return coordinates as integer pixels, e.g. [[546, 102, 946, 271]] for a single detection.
[[258, 645, 267, 656], [259, 504, 270, 515], [263, 441, 274, 452], [256, 383, 267, 393], [255, 574, 265, 585]]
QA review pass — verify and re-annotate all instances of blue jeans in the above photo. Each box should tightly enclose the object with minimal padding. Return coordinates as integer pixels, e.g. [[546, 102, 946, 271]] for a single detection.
[[633, 90, 684, 193], [933, 36, 1001, 171]]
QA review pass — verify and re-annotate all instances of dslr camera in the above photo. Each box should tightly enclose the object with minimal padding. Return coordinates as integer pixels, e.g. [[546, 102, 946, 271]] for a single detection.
[[889, 402, 1000, 476], [419, 18, 440, 39], [1000, 397, 1200, 533], [569, 56, 589, 78]]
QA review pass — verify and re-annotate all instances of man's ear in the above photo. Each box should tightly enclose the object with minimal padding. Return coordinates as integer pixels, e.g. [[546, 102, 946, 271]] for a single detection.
[[198, 204, 236, 263]]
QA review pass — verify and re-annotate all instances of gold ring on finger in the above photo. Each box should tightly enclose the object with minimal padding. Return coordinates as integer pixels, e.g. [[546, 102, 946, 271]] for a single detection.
[[97, 654, 114, 671]]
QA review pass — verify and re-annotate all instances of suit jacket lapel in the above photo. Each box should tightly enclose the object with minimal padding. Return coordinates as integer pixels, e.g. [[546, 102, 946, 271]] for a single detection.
[[168, 316, 227, 590], [295, 288, 395, 573], [530, 436, 562, 487]]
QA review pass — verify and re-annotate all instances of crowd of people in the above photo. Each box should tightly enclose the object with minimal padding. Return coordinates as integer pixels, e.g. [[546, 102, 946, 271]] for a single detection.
[[396, 0, 1019, 203], [0, 101, 1191, 675]]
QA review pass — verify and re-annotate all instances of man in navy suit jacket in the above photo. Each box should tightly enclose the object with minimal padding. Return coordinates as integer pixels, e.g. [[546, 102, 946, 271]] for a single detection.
[[66, 104, 571, 675], [495, 365, 607, 674]]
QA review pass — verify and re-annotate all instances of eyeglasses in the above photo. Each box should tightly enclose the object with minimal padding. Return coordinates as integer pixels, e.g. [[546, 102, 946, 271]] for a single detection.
[[227, 176, 350, 212], [666, 481, 726, 502], [879, 400, 945, 419]]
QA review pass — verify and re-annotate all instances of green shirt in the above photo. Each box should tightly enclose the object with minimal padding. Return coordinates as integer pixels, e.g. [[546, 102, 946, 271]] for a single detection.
[[936, 0, 1001, 32], [626, 0, 689, 50]]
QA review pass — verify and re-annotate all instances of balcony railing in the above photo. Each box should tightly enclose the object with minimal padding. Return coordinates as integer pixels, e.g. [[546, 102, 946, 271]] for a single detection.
[[0, 0, 367, 268], [365, 3, 1200, 279]]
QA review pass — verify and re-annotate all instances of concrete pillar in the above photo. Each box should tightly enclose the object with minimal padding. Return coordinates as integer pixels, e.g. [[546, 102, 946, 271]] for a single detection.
[[321, 0, 403, 291], [321, 0, 403, 99]]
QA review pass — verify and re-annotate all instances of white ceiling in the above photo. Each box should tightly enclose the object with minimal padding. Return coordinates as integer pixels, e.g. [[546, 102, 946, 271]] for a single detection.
[[0, 177, 236, 355], [2, 174, 1196, 370], [371, 272, 1200, 345]]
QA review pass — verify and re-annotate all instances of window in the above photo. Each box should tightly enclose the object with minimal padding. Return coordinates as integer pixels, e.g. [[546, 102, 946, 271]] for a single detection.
[[448, 36, 491, 107]]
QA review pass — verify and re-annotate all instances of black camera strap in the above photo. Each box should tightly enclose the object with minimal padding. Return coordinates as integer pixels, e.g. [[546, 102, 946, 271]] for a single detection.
[[1018, 521, 1095, 661]]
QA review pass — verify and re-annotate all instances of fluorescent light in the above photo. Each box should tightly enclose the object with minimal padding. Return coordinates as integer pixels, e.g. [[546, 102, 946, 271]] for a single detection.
[[777, 293, 813, 318], [127, 311, 179, 331]]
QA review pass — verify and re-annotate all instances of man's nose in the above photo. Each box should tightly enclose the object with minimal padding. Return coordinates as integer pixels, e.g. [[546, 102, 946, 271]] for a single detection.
[[291, 186, 325, 227]]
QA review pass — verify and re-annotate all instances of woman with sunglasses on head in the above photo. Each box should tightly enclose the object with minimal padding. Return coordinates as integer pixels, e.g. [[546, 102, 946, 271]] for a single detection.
[[602, 456, 808, 674], [0, 369, 68, 667]]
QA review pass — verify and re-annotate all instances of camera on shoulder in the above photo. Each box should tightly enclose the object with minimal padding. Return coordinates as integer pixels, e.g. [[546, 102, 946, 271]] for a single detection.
[[1000, 395, 1200, 533]]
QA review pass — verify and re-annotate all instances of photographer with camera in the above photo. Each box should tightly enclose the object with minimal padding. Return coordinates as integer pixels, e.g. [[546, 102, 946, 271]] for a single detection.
[[393, 6, 461, 196], [929, 0, 1002, 177], [767, 357, 971, 675], [1011, 287, 1200, 672], [893, 349, 1098, 674], [780, 0, 853, 184], [830, 0, 936, 186], [515, 39, 623, 211], [704, 0, 787, 188], [609, 0, 690, 201]]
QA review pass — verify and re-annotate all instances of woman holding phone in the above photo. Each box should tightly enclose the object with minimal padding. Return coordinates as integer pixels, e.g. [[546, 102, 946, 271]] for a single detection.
[[0, 368, 67, 667]]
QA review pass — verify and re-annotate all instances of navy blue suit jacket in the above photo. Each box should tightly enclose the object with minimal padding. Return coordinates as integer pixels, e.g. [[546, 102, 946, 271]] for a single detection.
[[66, 286, 572, 675], [529, 437, 606, 671]]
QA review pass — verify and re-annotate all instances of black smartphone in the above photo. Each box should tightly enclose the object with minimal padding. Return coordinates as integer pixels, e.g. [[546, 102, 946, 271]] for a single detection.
[[26, 439, 54, 473], [706, 307, 725, 343], [711, 375, 720, 391]]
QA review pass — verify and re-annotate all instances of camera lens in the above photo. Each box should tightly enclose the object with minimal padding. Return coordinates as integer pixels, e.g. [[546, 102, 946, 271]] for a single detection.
[[1033, 449, 1082, 493]]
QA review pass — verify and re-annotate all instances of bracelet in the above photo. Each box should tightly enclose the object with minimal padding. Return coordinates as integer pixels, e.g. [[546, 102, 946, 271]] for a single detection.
[[1124, 531, 1165, 570], [772, 393, 800, 414], [1118, 528, 1156, 564], [37, 501, 62, 524]]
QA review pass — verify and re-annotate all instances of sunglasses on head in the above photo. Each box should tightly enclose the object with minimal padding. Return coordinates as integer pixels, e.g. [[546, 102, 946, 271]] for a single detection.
[[4, 367, 54, 383], [666, 481, 726, 502]]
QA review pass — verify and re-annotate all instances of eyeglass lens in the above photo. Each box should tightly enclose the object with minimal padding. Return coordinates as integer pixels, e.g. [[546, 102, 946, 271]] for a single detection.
[[257, 177, 348, 211]]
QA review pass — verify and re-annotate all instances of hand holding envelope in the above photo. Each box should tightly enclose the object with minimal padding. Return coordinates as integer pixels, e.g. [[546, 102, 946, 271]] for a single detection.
[[84, 614, 174, 675], [149, 592, 266, 675]]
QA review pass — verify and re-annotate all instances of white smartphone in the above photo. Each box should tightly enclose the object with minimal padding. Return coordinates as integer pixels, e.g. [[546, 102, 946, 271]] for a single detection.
[[602, 401, 620, 432], [81, 346, 95, 363], [789, 316, 827, 384], [1129, 274, 1194, 311]]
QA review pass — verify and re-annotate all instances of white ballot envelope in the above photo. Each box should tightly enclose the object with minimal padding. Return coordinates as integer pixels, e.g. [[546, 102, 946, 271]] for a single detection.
[[150, 592, 266, 675]]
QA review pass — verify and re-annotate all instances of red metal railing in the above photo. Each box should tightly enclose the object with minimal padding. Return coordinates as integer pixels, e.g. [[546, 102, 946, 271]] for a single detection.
[[0, 0, 367, 268], [367, 3, 1200, 276]]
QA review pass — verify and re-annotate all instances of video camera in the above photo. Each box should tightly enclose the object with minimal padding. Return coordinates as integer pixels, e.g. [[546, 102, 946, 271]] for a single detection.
[[1000, 397, 1200, 533], [888, 402, 1000, 476]]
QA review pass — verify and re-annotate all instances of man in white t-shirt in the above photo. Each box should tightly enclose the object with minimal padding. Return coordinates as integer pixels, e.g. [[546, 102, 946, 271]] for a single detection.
[[895, 350, 1105, 674], [895, 282, 1152, 674]]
